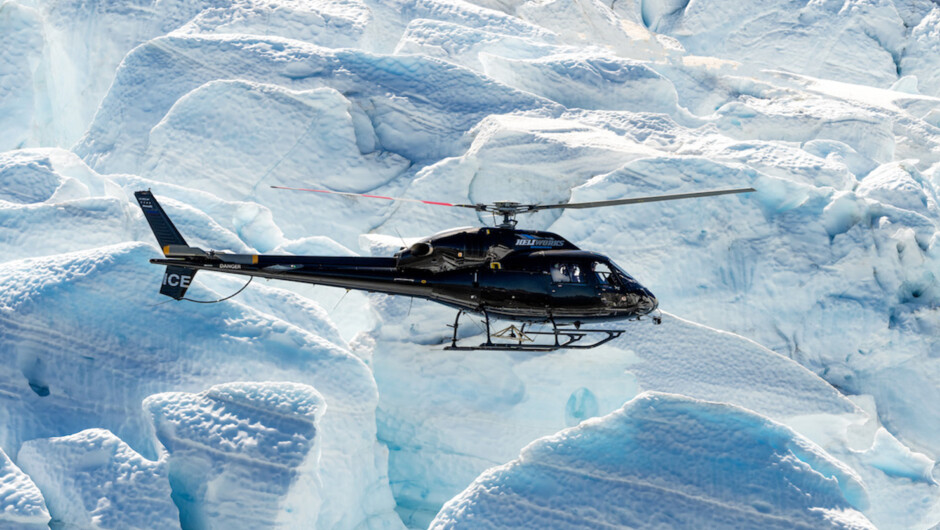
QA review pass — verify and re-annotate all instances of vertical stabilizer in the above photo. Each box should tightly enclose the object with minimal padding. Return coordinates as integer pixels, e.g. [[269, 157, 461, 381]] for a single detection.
[[134, 190, 188, 251], [134, 191, 198, 299]]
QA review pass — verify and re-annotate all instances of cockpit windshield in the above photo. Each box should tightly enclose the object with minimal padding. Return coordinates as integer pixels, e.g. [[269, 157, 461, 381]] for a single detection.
[[605, 260, 639, 288]]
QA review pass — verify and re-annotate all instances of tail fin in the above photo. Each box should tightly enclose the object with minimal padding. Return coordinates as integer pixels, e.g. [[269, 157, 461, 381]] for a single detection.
[[135, 190, 198, 300], [134, 190, 188, 252]]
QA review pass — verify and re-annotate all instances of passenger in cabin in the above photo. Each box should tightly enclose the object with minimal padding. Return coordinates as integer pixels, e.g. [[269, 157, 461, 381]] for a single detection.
[[551, 263, 584, 283]]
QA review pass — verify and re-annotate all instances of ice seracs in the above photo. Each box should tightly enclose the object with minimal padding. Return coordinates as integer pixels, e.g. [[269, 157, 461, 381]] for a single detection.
[[899, 7, 940, 97], [74, 33, 549, 174], [142, 81, 410, 242], [431, 393, 876, 530], [480, 54, 682, 116], [145, 382, 325, 529], [17, 429, 176, 530], [1, 0, 940, 527], [0, 242, 401, 528], [0, 2, 43, 152], [646, 0, 907, 90], [371, 306, 939, 527], [0, 448, 48, 529]]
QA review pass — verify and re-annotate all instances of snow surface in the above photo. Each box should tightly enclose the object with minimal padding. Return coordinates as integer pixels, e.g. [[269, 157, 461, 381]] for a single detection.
[[367, 301, 939, 528], [1, 0, 940, 528], [0, 447, 48, 529], [0, 242, 400, 528], [146, 382, 325, 529], [431, 392, 875, 529], [17, 429, 177, 530]]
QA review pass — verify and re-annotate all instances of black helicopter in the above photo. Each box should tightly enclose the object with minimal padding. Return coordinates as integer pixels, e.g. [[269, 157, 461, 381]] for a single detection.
[[135, 186, 753, 351]]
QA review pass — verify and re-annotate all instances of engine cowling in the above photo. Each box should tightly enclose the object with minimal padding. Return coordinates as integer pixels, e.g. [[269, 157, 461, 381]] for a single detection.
[[409, 242, 433, 257], [395, 227, 579, 272]]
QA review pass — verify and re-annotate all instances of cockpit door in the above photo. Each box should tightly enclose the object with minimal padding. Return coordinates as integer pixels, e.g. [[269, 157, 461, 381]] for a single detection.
[[592, 261, 622, 305]]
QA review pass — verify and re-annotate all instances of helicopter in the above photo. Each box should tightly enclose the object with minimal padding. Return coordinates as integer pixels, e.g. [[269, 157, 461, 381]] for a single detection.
[[135, 185, 754, 351]]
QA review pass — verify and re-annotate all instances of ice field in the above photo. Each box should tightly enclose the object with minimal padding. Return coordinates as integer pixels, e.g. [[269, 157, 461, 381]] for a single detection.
[[1, 0, 939, 527]]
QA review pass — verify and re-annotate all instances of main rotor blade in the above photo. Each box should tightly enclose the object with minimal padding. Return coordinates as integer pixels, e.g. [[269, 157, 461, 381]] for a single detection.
[[270, 186, 478, 209], [530, 187, 756, 212]]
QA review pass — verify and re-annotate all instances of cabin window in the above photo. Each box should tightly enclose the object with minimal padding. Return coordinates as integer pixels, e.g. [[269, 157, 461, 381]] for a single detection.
[[551, 263, 585, 283], [593, 262, 615, 285]]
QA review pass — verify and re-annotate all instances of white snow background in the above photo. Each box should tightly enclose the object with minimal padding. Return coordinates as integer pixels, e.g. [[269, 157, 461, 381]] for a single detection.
[[1, 0, 939, 528]]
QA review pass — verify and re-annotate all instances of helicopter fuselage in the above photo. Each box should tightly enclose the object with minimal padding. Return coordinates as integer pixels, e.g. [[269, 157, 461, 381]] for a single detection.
[[152, 226, 658, 324]]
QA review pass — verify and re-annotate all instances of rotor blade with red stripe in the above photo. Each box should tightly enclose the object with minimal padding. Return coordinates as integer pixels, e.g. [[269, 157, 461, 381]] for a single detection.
[[270, 185, 480, 209]]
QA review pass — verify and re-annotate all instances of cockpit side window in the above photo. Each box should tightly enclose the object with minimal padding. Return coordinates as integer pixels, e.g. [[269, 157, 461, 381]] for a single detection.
[[551, 263, 569, 282], [551, 263, 585, 283], [593, 262, 618, 286]]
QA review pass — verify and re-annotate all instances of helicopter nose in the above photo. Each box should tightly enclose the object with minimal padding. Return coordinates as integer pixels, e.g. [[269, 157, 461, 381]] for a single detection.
[[640, 291, 658, 313], [623, 286, 657, 314]]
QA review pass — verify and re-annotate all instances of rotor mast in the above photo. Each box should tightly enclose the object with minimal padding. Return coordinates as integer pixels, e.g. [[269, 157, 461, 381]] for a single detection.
[[491, 201, 523, 229]]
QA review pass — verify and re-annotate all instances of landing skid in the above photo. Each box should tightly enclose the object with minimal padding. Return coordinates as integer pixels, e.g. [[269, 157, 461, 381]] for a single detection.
[[444, 310, 624, 352]]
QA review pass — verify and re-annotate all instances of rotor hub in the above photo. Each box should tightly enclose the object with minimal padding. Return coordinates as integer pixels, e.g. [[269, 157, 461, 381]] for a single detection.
[[492, 201, 521, 210], [488, 201, 524, 228]]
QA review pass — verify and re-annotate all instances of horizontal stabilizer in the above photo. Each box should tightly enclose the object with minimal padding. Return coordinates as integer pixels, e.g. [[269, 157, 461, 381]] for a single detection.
[[163, 245, 209, 258]]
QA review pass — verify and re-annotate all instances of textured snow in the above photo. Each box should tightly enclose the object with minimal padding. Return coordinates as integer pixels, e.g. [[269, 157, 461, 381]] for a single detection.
[[0, 2, 43, 152], [0, 150, 136, 263], [545, 150, 940, 457], [4, 0, 168, 147], [74, 33, 550, 172], [173, 0, 373, 49], [899, 7, 940, 96], [0, 242, 399, 528], [1, 0, 940, 528], [0, 447, 48, 529], [647, 0, 907, 90], [395, 19, 560, 72], [431, 393, 875, 529], [146, 382, 324, 529], [17, 429, 177, 530], [480, 54, 683, 116], [142, 80, 410, 241], [516, 0, 667, 59], [370, 306, 939, 528]]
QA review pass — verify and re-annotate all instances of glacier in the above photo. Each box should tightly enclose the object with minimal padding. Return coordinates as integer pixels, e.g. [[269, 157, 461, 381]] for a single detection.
[[431, 392, 875, 529], [17, 429, 178, 529], [0, 447, 48, 529], [145, 382, 326, 528], [1, 0, 939, 528]]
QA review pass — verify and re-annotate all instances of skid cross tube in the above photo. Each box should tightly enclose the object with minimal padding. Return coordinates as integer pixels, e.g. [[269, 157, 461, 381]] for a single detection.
[[445, 310, 625, 351]]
